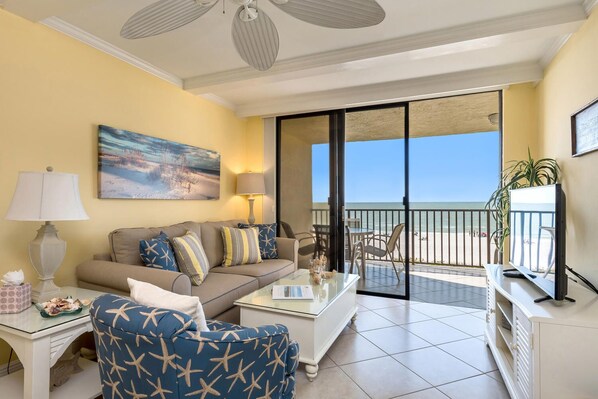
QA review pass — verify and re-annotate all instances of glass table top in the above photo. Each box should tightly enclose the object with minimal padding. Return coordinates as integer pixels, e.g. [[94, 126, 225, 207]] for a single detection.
[[235, 269, 359, 316], [0, 286, 106, 334]]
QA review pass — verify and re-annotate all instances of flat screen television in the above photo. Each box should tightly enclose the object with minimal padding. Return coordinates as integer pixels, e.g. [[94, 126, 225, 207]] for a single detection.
[[509, 184, 567, 301]]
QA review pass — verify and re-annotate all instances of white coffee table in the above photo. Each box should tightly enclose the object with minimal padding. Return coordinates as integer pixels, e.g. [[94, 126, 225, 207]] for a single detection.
[[0, 286, 104, 399], [235, 269, 359, 381]]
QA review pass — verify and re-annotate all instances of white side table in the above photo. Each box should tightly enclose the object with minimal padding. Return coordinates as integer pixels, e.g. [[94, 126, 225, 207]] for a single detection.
[[0, 286, 105, 399]]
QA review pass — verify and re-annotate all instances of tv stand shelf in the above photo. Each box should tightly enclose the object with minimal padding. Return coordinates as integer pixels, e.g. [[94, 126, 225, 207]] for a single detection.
[[485, 264, 598, 399]]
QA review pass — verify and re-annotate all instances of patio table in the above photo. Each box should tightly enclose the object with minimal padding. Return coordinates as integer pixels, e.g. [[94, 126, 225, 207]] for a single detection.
[[311, 226, 373, 273]]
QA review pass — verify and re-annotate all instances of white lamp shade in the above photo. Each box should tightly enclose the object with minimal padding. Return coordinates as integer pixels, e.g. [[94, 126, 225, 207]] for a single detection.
[[236, 172, 265, 195], [5, 171, 89, 221]]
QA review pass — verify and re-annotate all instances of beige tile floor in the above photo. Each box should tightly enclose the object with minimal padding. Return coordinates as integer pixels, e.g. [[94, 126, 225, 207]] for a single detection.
[[295, 294, 511, 399]]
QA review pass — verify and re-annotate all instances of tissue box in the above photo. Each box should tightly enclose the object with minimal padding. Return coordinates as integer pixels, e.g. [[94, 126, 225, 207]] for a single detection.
[[0, 283, 32, 314]]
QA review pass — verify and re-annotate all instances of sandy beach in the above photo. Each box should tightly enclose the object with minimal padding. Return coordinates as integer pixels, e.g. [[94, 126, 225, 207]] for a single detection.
[[405, 231, 497, 267]]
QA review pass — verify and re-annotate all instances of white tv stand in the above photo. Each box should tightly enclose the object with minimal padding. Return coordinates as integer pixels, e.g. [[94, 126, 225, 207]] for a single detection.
[[485, 264, 598, 399]]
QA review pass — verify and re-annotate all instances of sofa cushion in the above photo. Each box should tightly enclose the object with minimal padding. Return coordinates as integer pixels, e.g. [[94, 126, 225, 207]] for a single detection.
[[210, 259, 295, 287], [128, 277, 209, 332], [109, 221, 200, 265], [222, 226, 262, 267], [238, 223, 279, 260], [171, 231, 210, 285], [190, 272, 258, 319], [199, 220, 245, 268], [139, 231, 178, 271]]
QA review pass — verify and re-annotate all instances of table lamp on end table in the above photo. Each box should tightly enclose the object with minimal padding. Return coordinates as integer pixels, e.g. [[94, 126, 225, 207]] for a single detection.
[[236, 172, 265, 225], [5, 167, 89, 302]]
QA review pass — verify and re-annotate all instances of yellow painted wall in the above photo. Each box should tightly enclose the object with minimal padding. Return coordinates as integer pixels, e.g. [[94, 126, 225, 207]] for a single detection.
[[244, 117, 265, 222], [501, 83, 540, 262], [503, 83, 539, 164], [537, 10, 598, 280], [0, 9, 251, 363]]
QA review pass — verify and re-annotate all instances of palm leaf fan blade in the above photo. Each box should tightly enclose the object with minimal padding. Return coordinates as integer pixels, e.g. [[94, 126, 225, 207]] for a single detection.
[[121, 0, 216, 39], [232, 6, 279, 71], [269, 0, 385, 29]]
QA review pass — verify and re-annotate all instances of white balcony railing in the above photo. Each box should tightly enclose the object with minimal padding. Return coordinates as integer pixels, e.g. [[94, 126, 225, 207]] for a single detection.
[[312, 207, 499, 267]]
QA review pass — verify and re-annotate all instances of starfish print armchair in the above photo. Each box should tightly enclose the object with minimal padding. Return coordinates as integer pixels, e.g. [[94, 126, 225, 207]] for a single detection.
[[90, 294, 298, 399]]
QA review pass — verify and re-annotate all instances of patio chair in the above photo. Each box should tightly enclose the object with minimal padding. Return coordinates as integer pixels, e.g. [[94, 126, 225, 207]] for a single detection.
[[280, 221, 317, 258], [312, 224, 331, 260], [345, 225, 362, 273], [357, 223, 405, 281], [346, 217, 361, 228], [308, 224, 363, 271]]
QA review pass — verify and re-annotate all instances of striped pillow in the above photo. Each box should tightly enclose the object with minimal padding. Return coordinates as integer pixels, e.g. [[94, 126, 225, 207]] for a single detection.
[[221, 226, 263, 267], [171, 231, 210, 286]]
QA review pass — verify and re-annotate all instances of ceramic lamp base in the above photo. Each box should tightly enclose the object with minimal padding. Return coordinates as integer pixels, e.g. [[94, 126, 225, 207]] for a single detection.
[[29, 222, 65, 302], [247, 197, 256, 225]]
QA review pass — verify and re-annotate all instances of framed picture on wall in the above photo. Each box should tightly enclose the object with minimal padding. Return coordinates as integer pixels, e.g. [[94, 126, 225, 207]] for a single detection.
[[571, 97, 598, 157], [98, 125, 221, 199]]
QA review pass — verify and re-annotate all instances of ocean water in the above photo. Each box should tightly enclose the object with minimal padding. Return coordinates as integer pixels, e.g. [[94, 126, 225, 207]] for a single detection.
[[312, 201, 497, 234], [313, 201, 487, 210]]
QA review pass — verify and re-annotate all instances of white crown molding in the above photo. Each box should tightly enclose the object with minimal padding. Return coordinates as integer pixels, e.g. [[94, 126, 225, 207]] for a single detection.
[[185, 4, 586, 94], [41, 17, 183, 88], [583, 0, 598, 14], [235, 63, 542, 118], [199, 93, 237, 112], [540, 34, 573, 67]]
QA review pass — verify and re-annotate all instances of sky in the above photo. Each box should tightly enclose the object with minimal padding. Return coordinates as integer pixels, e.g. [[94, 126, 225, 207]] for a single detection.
[[312, 131, 500, 203], [99, 125, 220, 172]]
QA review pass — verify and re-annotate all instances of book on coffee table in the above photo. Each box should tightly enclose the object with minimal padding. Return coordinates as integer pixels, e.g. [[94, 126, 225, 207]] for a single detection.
[[272, 285, 314, 300]]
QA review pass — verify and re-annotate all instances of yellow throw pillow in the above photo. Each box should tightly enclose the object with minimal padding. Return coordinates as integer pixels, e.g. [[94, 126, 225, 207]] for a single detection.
[[221, 226, 262, 266], [171, 231, 210, 285]]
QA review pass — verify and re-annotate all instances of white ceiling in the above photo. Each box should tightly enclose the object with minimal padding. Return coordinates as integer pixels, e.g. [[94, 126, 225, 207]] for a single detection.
[[4, 0, 597, 117]]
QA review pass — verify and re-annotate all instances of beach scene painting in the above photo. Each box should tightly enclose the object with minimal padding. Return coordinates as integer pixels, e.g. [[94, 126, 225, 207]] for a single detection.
[[98, 125, 220, 200]]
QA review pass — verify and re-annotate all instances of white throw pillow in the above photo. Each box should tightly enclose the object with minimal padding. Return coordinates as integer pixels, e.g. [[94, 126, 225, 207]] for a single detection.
[[127, 278, 209, 332]]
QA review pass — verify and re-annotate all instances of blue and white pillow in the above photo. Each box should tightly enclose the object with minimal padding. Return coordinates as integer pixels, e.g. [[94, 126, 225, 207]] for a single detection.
[[139, 231, 179, 271], [238, 223, 278, 260]]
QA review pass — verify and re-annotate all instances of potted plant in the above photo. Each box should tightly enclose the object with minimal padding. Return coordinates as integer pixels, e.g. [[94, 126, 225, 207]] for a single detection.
[[485, 149, 560, 256]]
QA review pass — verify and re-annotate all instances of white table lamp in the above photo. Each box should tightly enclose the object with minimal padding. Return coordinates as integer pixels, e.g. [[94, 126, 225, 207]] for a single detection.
[[236, 172, 265, 224], [5, 167, 89, 302]]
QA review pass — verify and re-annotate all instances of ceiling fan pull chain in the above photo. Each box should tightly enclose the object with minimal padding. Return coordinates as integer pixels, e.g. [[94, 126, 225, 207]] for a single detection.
[[223, 0, 226, 14]]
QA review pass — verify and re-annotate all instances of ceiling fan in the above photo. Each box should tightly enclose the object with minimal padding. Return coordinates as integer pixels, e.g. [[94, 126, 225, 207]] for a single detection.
[[121, 0, 386, 71]]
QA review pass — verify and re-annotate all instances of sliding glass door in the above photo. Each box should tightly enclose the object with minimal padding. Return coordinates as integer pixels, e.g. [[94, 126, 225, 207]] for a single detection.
[[344, 105, 409, 298], [278, 112, 342, 271], [277, 104, 409, 299]]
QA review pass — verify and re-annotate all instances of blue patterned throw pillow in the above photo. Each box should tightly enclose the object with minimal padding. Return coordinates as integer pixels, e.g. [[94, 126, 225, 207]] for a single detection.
[[238, 223, 279, 260], [139, 231, 178, 271]]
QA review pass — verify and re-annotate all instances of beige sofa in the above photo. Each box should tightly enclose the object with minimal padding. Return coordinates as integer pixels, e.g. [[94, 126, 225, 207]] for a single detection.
[[76, 220, 298, 323]]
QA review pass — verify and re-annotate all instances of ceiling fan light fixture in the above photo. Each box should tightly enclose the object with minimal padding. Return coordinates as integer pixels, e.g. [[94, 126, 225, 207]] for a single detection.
[[239, 6, 258, 22]]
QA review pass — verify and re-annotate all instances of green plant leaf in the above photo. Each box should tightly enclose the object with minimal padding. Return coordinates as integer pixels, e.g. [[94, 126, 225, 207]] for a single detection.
[[485, 148, 560, 255]]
